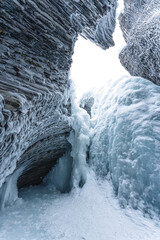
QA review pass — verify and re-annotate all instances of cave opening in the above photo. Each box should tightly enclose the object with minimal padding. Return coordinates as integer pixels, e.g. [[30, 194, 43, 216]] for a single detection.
[[70, 5, 128, 100]]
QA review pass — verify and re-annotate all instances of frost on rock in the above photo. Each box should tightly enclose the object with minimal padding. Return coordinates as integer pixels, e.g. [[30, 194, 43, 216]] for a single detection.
[[0, 0, 117, 201], [119, 0, 160, 84], [90, 76, 160, 216], [70, 0, 117, 49], [80, 91, 95, 116]]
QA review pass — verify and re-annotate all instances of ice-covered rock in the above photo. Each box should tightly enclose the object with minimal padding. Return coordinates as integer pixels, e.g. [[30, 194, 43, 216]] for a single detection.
[[90, 76, 160, 216], [0, 0, 117, 207], [119, 0, 160, 84], [80, 91, 95, 116], [44, 83, 90, 192]]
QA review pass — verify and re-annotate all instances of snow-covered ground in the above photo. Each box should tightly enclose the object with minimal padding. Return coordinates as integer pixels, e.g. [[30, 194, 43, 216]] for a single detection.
[[0, 171, 160, 240]]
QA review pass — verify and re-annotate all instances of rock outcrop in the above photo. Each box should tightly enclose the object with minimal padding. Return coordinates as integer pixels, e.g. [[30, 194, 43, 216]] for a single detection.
[[119, 0, 160, 84], [0, 0, 117, 195]]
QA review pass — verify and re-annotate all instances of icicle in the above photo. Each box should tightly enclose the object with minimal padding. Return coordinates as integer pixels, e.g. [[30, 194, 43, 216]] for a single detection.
[[0, 167, 23, 210], [44, 151, 73, 193]]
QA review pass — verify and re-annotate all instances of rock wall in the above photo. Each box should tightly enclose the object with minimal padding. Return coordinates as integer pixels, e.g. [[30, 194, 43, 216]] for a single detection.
[[0, 0, 117, 191], [119, 0, 160, 84]]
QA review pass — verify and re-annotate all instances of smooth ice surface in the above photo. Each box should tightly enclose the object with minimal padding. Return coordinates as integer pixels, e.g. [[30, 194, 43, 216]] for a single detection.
[[90, 76, 160, 215], [0, 171, 160, 240], [44, 152, 73, 193]]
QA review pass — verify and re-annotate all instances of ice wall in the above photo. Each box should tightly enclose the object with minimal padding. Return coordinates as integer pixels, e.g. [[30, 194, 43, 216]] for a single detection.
[[90, 76, 160, 216]]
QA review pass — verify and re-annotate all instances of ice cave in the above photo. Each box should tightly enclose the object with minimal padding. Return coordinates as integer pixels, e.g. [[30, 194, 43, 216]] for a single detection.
[[1, 0, 160, 239]]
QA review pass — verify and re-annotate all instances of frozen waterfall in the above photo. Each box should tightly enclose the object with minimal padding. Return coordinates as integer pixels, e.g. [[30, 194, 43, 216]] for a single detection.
[[89, 76, 160, 216], [44, 82, 90, 192]]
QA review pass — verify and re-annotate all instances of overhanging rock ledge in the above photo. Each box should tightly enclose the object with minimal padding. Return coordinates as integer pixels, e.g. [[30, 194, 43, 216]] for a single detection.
[[0, 0, 117, 190]]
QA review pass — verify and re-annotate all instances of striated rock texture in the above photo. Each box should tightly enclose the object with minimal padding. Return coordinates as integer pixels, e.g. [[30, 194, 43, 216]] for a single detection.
[[119, 0, 160, 84], [0, 0, 117, 193]]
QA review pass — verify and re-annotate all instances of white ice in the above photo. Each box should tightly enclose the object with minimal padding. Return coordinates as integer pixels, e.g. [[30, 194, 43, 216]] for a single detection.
[[68, 83, 90, 189], [89, 76, 160, 215]]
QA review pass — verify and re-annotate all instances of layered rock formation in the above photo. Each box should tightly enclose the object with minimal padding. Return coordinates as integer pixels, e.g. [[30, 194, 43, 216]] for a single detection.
[[0, 0, 117, 197], [119, 0, 160, 84]]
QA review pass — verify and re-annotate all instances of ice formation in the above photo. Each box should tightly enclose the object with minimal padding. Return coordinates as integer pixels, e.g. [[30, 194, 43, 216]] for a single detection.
[[68, 85, 90, 188], [90, 76, 160, 215], [45, 83, 90, 192], [44, 152, 73, 193], [0, 167, 23, 210]]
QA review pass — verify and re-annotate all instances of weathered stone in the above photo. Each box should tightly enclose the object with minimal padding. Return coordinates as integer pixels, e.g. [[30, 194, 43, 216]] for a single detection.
[[0, 0, 117, 192], [119, 0, 160, 84]]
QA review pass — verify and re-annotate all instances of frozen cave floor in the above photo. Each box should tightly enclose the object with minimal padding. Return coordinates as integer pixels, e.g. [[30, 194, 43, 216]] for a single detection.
[[0, 171, 160, 240]]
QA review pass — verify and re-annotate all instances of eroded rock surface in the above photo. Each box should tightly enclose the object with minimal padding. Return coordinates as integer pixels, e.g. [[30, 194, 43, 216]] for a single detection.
[[119, 0, 160, 84], [0, 0, 117, 192]]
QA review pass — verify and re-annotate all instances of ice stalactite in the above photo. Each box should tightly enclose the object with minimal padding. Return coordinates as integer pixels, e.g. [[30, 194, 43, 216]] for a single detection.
[[69, 83, 90, 188], [44, 152, 73, 193], [0, 167, 23, 210]]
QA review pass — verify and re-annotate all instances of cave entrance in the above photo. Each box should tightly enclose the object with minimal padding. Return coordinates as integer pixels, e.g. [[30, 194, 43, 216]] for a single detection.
[[70, 12, 128, 100]]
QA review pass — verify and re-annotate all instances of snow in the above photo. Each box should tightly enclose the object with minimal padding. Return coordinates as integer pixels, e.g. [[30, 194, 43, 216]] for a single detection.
[[0, 171, 160, 240]]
